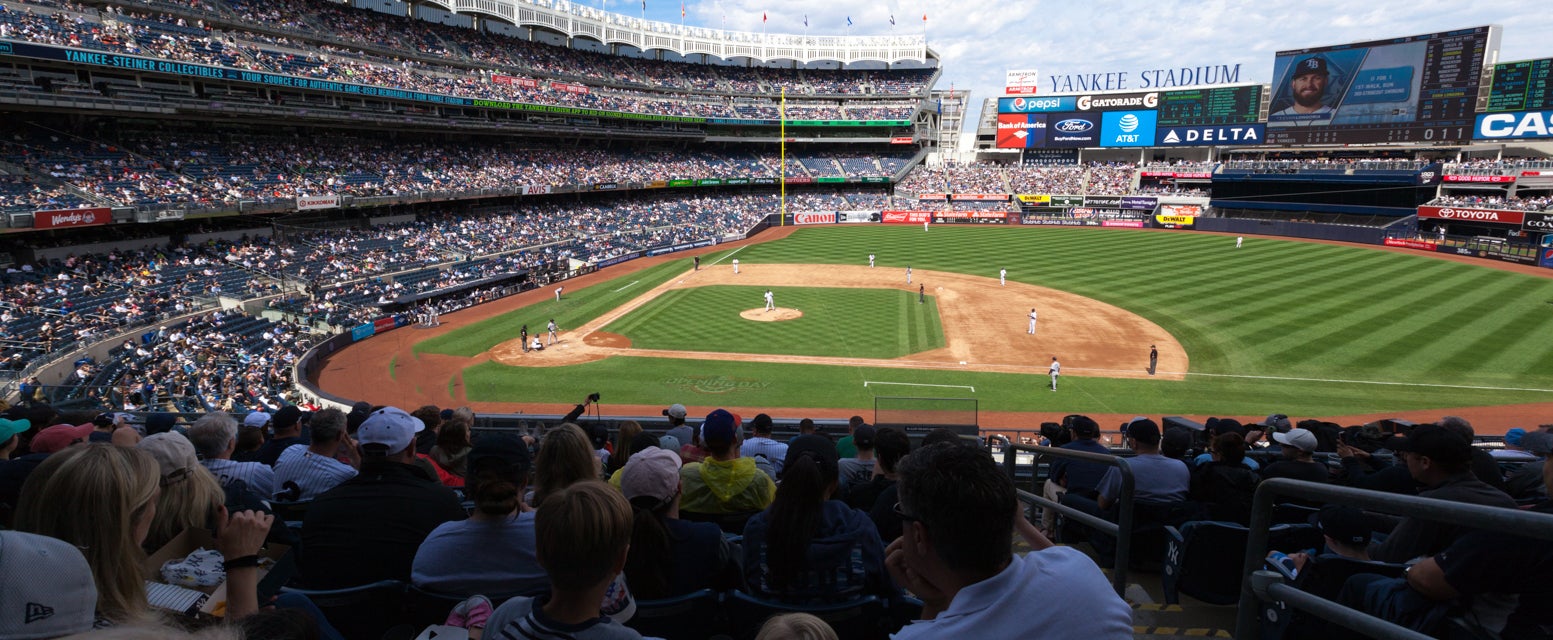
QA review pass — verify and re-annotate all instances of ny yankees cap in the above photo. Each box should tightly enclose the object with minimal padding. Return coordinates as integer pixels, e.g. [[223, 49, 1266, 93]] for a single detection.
[[356, 406, 425, 455], [0, 530, 97, 639]]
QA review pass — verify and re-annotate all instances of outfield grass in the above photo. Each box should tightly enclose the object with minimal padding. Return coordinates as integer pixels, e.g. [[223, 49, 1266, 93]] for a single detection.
[[428, 226, 1553, 416], [604, 285, 944, 358]]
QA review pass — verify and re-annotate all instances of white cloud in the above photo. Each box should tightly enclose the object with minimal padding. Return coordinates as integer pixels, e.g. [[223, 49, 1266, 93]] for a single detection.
[[664, 0, 1553, 122]]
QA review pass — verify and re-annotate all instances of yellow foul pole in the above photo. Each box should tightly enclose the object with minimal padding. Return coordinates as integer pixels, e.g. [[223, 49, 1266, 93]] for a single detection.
[[780, 87, 786, 226]]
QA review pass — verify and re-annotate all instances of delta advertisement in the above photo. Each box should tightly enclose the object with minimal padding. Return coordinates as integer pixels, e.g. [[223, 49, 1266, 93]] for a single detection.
[[1155, 124, 1265, 146], [996, 113, 1047, 148], [33, 206, 112, 229], [1416, 205, 1525, 225], [881, 210, 935, 224]]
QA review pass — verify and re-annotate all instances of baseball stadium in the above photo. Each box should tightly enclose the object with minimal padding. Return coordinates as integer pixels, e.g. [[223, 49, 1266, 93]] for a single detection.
[[0, 0, 1551, 639]]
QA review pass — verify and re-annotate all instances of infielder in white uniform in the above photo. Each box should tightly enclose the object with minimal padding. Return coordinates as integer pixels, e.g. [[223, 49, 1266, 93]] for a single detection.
[[1049, 357, 1060, 391], [906, 266, 912, 284], [732, 258, 740, 274], [547, 319, 559, 344], [554, 286, 563, 301], [764, 289, 774, 312], [1028, 308, 1038, 334], [1236, 236, 1243, 248], [868, 254, 875, 268], [1000, 268, 1007, 286]]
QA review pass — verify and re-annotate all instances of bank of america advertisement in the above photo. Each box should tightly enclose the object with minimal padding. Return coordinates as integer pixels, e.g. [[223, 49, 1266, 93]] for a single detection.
[[996, 113, 1048, 148]]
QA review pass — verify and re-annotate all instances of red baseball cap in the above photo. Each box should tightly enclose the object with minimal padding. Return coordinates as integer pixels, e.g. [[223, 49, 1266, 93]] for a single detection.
[[30, 423, 95, 454]]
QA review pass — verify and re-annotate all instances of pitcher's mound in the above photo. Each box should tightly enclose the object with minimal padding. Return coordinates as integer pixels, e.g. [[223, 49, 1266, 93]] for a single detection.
[[741, 307, 803, 322]]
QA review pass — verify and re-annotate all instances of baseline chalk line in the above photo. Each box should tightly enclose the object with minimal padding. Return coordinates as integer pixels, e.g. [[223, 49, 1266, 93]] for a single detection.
[[864, 381, 975, 393], [612, 280, 640, 292]]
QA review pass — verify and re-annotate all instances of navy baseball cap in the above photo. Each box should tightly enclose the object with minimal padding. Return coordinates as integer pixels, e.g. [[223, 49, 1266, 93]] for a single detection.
[[1293, 56, 1329, 77]]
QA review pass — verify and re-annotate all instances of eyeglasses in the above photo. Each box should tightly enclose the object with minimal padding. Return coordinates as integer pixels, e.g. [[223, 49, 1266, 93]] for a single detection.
[[893, 501, 921, 523]]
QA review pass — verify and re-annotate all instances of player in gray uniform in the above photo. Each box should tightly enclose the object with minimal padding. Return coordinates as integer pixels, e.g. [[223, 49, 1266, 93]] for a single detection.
[[547, 319, 559, 345], [906, 266, 912, 284], [1049, 357, 1061, 391], [868, 254, 876, 268], [1000, 268, 1007, 286], [1028, 308, 1038, 334]]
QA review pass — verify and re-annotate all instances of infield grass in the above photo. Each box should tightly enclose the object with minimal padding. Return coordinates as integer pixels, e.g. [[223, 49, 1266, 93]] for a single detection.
[[604, 285, 944, 358], [431, 226, 1553, 416]]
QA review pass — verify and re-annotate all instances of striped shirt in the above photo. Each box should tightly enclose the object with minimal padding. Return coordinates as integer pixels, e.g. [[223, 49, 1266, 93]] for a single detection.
[[203, 458, 276, 498], [740, 437, 789, 476], [484, 595, 644, 640], [272, 444, 357, 501]]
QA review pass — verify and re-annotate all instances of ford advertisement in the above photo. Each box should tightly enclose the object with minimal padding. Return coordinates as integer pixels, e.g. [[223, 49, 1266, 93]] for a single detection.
[[1045, 113, 1101, 148]]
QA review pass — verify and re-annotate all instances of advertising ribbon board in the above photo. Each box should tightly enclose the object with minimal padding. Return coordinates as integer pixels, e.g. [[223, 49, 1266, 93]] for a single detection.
[[297, 195, 340, 211], [1442, 175, 1516, 183], [1383, 238, 1440, 250], [1102, 220, 1147, 228], [881, 210, 934, 224], [1416, 206, 1525, 225], [1154, 215, 1196, 229], [33, 207, 112, 229], [792, 212, 837, 225]]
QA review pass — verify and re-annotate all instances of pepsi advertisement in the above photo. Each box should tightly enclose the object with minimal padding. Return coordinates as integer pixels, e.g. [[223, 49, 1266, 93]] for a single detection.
[[998, 96, 1077, 113], [1045, 113, 1101, 147], [1100, 110, 1157, 147]]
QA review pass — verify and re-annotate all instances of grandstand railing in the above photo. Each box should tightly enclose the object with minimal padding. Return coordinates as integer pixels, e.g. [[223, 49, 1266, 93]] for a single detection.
[[1234, 478, 1553, 639], [999, 443, 1137, 595]]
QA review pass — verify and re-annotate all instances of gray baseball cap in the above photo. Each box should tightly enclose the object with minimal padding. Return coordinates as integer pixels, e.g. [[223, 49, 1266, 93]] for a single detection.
[[0, 531, 98, 639]]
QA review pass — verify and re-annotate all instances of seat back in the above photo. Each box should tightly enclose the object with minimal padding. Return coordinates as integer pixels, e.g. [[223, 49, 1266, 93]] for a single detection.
[[679, 510, 761, 535], [279, 579, 405, 640], [725, 591, 885, 640], [1163, 521, 1250, 605], [626, 589, 724, 639], [270, 500, 312, 525], [402, 584, 542, 630]]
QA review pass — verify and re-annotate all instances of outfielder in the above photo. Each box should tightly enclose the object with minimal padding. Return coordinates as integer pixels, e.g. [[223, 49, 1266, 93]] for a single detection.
[[1236, 236, 1244, 248], [923, 220, 930, 232], [547, 319, 559, 345], [1028, 308, 1038, 334], [1000, 268, 1007, 286], [1049, 357, 1060, 391], [764, 289, 775, 312], [732, 258, 740, 274], [868, 254, 875, 268], [906, 266, 912, 284]]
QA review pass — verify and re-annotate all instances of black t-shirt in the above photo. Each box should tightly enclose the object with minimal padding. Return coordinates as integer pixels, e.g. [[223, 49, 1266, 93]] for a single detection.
[[1434, 502, 1553, 639], [1261, 460, 1331, 484], [299, 461, 465, 589]]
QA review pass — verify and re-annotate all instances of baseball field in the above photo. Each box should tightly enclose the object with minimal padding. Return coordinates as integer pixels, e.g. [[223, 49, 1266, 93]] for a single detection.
[[316, 224, 1553, 431]]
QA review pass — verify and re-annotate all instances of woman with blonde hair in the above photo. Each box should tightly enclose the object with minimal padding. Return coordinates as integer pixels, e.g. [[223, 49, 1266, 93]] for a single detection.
[[137, 432, 229, 551], [16, 443, 274, 625], [15, 444, 162, 623], [532, 423, 601, 506], [755, 613, 840, 640]]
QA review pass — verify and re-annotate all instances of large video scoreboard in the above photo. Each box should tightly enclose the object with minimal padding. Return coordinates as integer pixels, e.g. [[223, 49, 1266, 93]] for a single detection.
[[1156, 85, 1262, 126], [1265, 26, 1498, 145], [1474, 56, 1553, 140], [996, 85, 1263, 149]]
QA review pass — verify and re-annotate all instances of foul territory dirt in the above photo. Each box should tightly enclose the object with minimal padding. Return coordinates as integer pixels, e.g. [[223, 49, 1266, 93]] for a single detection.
[[316, 226, 1552, 434]]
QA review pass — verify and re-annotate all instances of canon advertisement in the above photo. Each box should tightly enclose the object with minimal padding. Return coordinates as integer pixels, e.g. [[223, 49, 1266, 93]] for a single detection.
[[791, 212, 836, 225], [34, 207, 112, 230], [1044, 113, 1101, 148], [1416, 205, 1525, 225]]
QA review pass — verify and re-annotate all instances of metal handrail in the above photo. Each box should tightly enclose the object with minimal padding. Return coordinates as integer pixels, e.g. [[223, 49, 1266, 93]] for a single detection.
[[1235, 478, 1553, 639], [999, 443, 1135, 595]]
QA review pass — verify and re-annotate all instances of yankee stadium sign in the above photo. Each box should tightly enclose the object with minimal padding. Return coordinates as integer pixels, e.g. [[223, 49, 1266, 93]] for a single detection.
[[1045, 64, 1244, 93]]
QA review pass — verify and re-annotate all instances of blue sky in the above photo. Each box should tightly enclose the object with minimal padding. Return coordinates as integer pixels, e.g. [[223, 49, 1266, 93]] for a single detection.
[[622, 1, 1553, 106]]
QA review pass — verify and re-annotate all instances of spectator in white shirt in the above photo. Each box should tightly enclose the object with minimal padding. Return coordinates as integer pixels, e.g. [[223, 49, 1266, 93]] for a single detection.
[[273, 408, 360, 501], [739, 413, 788, 478], [187, 411, 275, 499]]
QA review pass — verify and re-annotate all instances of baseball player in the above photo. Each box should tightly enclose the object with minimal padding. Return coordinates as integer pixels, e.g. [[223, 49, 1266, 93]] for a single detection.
[[1149, 344, 1159, 376], [868, 254, 875, 268], [1027, 308, 1038, 334], [1000, 268, 1007, 286], [694, 256, 700, 271], [1049, 357, 1060, 391], [764, 289, 775, 312], [906, 266, 912, 284], [918, 284, 925, 304], [1236, 236, 1243, 249], [732, 258, 740, 274], [554, 286, 563, 302], [923, 220, 930, 232], [521, 325, 530, 352], [547, 319, 559, 345]]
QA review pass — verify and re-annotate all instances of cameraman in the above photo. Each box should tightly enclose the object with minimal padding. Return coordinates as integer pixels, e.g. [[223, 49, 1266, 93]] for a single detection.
[[1039, 415, 1112, 534]]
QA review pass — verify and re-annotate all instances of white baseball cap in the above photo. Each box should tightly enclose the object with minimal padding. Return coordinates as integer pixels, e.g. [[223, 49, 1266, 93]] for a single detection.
[[242, 412, 271, 428], [356, 407, 425, 455], [1272, 428, 1319, 452]]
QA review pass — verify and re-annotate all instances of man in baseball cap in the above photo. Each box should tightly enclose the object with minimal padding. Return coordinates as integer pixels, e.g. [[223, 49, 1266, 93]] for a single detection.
[[662, 404, 693, 451], [1263, 428, 1331, 485], [0, 530, 98, 639], [28, 423, 93, 455], [299, 405, 462, 591], [679, 409, 774, 515], [1366, 423, 1518, 563], [1275, 55, 1335, 117]]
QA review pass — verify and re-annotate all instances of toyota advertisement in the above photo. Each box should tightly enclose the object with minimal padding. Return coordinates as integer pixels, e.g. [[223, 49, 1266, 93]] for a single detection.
[[996, 113, 1047, 148], [1100, 110, 1157, 147], [1416, 205, 1525, 226]]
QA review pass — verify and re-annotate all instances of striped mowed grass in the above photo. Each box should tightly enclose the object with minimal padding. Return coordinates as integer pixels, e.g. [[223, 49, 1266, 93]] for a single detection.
[[437, 225, 1553, 415], [605, 285, 944, 358]]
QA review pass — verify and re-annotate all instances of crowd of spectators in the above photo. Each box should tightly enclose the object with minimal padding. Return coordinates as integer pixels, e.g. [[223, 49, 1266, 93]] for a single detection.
[[1443, 158, 1553, 176], [0, 173, 90, 212], [0, 0, 928, 124], [1427, 193, 1553, 212], [898, 162, 1143, 196]]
